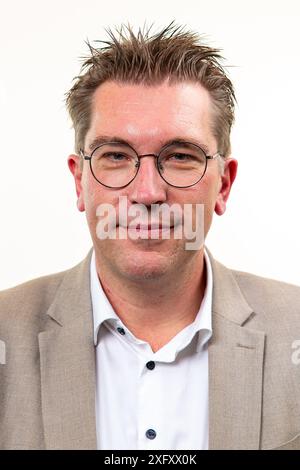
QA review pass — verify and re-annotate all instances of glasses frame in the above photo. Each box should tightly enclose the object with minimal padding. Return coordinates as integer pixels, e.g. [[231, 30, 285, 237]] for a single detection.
[[79, 141, 222, 189]]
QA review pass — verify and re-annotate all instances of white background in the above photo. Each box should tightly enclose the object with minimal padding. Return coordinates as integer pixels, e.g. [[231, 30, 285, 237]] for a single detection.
[[0, 0, 299, 289]]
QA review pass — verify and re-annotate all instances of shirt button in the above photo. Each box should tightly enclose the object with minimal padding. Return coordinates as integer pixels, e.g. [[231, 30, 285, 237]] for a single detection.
[[145, 429, 157, 440], [146, 361, 155, 370], [117, 327, 125, 335]]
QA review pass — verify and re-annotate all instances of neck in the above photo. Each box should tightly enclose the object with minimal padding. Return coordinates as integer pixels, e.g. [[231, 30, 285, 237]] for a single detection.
[[94, 250, 207, 352]]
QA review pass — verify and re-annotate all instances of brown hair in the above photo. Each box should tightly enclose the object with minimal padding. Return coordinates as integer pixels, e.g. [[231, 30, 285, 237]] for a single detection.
[[65, 21, 235, 159]]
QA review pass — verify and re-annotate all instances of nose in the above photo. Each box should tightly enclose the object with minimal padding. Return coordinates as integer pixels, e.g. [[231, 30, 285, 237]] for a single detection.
[[128, 155, 168, 206]]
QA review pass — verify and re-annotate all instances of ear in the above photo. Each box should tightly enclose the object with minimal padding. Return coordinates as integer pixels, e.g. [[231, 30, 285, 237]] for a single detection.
[[214, 158, 238, 216], [67, 154, 85, 212]]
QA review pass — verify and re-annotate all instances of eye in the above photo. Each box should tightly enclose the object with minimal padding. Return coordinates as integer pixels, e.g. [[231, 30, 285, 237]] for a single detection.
[[168, 153, 194, 161], [103, 152, 128, 161]]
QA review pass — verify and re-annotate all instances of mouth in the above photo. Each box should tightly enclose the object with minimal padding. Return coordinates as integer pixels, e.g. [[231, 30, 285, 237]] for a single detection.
[[131, 224, 173, 231], [118, 223, 175, 239]]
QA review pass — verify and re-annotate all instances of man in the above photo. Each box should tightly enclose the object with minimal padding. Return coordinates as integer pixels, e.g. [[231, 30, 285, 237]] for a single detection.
[[0, 22, 299, 451]]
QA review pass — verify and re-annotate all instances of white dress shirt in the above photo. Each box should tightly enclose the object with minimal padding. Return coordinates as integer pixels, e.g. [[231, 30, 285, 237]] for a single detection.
[[90, 249, 213, 450]]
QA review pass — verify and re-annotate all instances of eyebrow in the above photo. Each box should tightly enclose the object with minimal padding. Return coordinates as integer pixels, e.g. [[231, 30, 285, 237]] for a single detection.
[[88, 135, 211, 155]]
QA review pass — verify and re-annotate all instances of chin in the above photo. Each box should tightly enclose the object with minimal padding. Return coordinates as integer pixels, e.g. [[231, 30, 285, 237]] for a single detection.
[[117, 250, 174, 282], [96, 238, 185, 281]]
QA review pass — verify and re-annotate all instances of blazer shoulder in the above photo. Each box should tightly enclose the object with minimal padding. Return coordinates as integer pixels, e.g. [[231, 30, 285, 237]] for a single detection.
[[232, 268, 300, 296], [0, 267, 72, 327], [231, 268, 300, 323]]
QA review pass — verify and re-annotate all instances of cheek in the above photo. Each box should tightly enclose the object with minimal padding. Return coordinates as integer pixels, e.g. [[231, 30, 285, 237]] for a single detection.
[[180, 175, 219, 206], [181, 176, 219, 232], [82, 174, 125, 228], [81, 172, 104, 224], [82, 168, 105, 206]]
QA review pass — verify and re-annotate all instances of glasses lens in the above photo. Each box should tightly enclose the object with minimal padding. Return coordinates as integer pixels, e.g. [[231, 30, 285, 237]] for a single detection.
[[158, 143, 207, 187], [91, 143, 138, 188]]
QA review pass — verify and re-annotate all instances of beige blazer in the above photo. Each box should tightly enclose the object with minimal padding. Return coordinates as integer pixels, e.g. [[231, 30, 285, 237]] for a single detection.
[[0, 248, 300, 450]]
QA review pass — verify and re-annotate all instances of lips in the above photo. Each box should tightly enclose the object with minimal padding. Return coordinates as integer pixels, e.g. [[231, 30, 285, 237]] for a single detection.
[[118, 221, 174, 230], [132, 224, 173, 230]]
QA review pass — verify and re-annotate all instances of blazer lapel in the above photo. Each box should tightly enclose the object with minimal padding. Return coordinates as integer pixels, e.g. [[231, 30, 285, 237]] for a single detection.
[[38, 248, 97, 449], [207, 254, 266, 449]]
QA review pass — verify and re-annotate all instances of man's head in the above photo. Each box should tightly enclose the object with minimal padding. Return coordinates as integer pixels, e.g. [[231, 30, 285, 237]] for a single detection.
[[66, 22, 235, 163], [67, 23, 237, 282]]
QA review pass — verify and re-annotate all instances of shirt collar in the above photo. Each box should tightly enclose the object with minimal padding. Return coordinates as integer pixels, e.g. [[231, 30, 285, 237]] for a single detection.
[[90, 248, 213, 350], [90, 250, 120, 346]]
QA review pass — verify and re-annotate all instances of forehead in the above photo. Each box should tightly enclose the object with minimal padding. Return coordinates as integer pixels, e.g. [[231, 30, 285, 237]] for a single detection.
[[85, 80, 215, 150]]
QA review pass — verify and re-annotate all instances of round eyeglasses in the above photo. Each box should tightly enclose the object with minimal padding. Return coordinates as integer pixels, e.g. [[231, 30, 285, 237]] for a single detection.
[[79, 141, 222, 189]]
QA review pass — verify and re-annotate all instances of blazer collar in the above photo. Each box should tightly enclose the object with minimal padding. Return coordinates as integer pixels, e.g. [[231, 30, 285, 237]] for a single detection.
[[44, 247, 94, 327], [207, 249, 265, 449], [38, 247, 96, 449], [207, 248, 254, 325]]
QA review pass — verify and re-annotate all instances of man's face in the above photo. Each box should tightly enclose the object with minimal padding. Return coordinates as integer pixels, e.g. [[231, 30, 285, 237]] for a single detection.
[[68, 80, 237, 281]]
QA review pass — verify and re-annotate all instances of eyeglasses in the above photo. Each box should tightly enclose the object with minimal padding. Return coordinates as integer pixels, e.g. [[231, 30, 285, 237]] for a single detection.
[[79, 141, 222, 189]]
